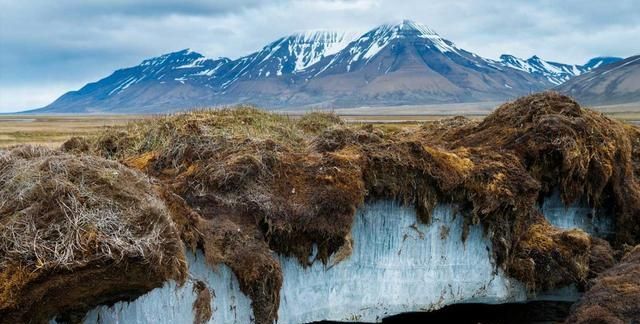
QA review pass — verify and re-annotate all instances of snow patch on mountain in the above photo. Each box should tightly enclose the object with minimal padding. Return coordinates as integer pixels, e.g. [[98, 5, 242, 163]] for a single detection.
[[499, 54, 623, 85], [351, 20, 459, 64], [290, 31, 358, 71]]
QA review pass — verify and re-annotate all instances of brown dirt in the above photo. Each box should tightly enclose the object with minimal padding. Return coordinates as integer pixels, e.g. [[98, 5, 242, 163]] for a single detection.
[[192, 280, 213, 324], [565, 245, 640, 323], [0, 146, 187, 323]]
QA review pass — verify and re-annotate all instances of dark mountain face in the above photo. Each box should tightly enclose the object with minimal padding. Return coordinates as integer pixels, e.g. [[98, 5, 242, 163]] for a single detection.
[[582, 57, 624, 70], [31, 20, 625, 114], [556, 55, 640, 106], [41, 50, 231, 113]]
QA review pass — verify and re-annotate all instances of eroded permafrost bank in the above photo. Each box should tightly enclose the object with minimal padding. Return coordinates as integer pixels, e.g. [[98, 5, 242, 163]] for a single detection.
[[81, 252, 252, 324], [277, 200, 590, 323], [3, 92, 640, 323], [77, 199, 600, 324]]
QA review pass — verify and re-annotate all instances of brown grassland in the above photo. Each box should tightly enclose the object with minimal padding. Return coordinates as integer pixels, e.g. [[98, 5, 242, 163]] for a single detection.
[[0, 115, 145, 148], [1, 103, 638, 149]]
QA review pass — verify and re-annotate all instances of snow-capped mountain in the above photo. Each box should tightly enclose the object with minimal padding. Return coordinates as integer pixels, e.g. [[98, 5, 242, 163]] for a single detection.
[[211, 31, 358, 88], [499, 54, 623, 85], [305, 20, 464, 75], [104, 50, 229, 93], [582, 57, 624, 70], [295, 20, 550, 106], [32, 20, 625, 113]]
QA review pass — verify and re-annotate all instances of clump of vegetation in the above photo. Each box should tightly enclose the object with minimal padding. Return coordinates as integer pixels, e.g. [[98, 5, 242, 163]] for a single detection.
[[440, 92, 640, 246], [56, 92, 636, 324], [192, 280, 213, 324], [566, 245, 640, 323], [60, 136, 90, 153], [296, 111, 343, 133], [0, 145, 187, 323]]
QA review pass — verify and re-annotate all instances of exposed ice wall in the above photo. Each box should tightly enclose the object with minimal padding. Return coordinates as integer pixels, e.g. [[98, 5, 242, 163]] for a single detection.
[[277, 201, 531, 323], [60, 195, 609, 324], [540, 190, 614, 238], [71, 252, 253, 324]]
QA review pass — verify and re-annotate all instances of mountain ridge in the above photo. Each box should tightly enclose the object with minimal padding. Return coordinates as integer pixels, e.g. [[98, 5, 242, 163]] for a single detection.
[[556, 55, 640, 106], [32, 20, 625, 113]]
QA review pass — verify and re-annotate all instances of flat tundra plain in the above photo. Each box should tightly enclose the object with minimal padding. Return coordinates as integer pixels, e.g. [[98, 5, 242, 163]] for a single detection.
[[1, 103, 638, 148]]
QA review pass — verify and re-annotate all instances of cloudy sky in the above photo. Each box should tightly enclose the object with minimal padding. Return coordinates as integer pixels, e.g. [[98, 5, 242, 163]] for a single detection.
[[1, 0, 638, 112]]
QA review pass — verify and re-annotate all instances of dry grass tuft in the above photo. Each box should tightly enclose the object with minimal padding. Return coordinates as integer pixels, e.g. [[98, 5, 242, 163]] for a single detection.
[[296, 111, 343, 133], [0, 146, 186, 322]]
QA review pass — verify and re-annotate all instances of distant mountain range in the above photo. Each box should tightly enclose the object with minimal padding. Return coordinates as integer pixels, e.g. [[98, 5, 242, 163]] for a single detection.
[[500, 55, 621, 85], [555, 55, 640, 106], [32, 20, 627, 114]]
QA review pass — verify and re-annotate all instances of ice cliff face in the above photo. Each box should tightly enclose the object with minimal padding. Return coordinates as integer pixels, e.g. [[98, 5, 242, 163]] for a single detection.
[[278, 201, 522, 323], [72, 251, 253, 324], [62, 198, 610, 324], [540, 190, 614, 238]]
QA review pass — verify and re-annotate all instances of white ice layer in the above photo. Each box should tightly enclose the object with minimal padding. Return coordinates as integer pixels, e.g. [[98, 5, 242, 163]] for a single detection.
[[68, 197, 605, 324], [76, 252, 253, 324], [541, 190, 614, 238], [278, 201, 529, 323]]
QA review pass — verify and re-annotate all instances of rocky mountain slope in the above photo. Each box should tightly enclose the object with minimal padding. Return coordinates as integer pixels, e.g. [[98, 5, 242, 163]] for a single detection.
[[499, 55, 621, 85], [556, 55, 640, 106], [32, 20, 622, 113]]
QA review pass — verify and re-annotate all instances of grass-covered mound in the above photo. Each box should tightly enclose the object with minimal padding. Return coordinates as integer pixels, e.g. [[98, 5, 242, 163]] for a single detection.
[[66, 92, 639, 323], [438, 93, 640, 245], [0, 146, 187, 323], [566, 245, 640, 323]]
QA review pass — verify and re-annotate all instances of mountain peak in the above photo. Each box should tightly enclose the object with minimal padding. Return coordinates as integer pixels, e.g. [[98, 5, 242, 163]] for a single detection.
[[397, 19, 438, 35], [139, 49, 204, 67], [373, 19, 440, 38], [288, 30, 355, 41], [339, 19, 459, 60]]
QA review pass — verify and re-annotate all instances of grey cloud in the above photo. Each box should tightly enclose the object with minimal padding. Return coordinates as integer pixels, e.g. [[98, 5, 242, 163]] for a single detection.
[[1, 0, 638, 111]]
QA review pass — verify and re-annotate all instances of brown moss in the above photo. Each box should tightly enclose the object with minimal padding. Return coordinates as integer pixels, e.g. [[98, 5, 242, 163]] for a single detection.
[[123, 151, 158, 172], [507, 220, 599, 291], [565, 245, 640, 323], [60, 136, 90, 154], [0, 146, 187, 323]]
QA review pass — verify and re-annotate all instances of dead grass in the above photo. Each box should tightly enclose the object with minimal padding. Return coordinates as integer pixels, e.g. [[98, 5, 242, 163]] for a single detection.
[[0, 115, 140, 148], [0, 146, 187, 322]]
